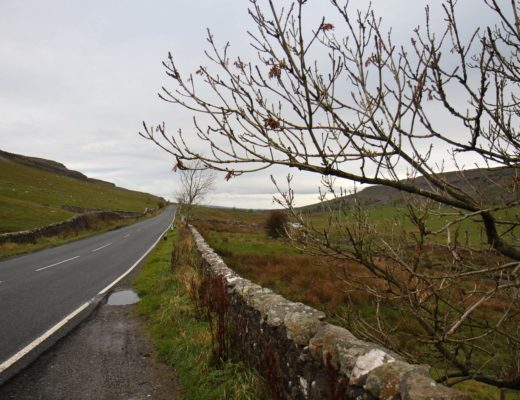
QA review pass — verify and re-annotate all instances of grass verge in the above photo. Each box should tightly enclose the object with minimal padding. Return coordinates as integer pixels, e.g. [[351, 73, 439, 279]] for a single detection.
[[133, 224, 266, 400]]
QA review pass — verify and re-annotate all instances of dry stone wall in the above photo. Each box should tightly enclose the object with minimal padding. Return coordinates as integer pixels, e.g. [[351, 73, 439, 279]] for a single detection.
[[189, 225, 469, 400], [0, 210, 143, 245]]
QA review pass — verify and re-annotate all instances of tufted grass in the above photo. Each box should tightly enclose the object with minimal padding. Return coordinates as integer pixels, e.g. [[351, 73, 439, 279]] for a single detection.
[[133, 224, 266, 400]]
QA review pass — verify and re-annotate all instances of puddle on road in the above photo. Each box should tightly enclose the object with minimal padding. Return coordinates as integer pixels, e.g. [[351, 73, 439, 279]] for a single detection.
[[107, 289, 140, 306]]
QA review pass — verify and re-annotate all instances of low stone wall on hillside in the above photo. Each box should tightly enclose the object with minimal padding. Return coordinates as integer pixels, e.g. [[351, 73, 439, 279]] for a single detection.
[[189, 225, 469, 400], [0, 210, 143, 245]]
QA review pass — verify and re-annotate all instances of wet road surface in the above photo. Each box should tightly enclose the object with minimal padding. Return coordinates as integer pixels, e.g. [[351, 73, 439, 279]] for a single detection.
[[0, 206, 175, 373]]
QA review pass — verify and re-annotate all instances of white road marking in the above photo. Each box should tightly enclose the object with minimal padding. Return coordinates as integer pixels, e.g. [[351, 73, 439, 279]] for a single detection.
[[0, 302, 90, 374], [0, 213, 175, 377], [91, 242, 112, 253], [123, 233, 131, 238], [35, 256, 80, 272], [98, 221, 173, 295]]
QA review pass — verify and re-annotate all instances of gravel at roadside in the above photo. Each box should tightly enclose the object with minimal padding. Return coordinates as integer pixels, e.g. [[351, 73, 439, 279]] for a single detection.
[[0, 280, 179, 400]]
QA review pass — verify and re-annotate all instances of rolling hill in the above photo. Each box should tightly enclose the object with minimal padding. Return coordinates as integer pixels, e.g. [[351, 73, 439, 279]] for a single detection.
[[301, 166, 517, 212], [0, 149, 165, 234]]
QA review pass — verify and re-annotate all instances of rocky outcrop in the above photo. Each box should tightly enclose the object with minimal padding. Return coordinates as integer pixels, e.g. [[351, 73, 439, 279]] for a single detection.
[[189, 225, 469, 400], [301, 166, 518, 211], [0, 149, 116, 186], [0, 149, 89, 181]]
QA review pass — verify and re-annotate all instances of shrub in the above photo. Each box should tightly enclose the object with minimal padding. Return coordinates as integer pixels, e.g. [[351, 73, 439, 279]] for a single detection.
[[265, 210, 289, 238]]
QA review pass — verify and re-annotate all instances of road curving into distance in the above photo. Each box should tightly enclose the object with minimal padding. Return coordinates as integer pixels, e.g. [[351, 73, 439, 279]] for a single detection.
[[0, 205, 176, 383]]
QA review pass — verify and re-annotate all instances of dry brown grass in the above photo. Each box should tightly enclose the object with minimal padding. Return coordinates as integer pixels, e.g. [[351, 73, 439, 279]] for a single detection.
[[195, 220, 259, 235], [190, 206, 520, 334], [186, 206, 520, 398], [226, 253, 359, 312]]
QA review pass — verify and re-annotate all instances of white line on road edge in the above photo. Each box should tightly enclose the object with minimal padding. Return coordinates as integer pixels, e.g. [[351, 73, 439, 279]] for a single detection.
[[123, 233, 131, 238], [0, 302, 90, 373], [91, 243, 112, 253], [98, 221, 173, 295], [0, 214, 175, 375], [35, 256, 80, 272]]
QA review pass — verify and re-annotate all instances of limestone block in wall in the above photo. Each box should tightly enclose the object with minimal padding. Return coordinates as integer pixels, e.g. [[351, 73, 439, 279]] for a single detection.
[[251, 293, 287, 321], [226, 275, 251, 291], [308, 324, 389, 391], [364, 361, 419, 400], [283, 304, 325, 346], [364, 360, 473, 399], [400, 372, 471, 400], [265, 299, 294, 327], [239, 285, 273, 307]]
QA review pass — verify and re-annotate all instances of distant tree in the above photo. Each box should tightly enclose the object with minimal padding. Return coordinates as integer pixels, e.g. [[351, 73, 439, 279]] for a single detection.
[[157, 198, 167, 209], [175, 161, 215, 223], [265, 210, 289, 238], [142, 0, 520, 388]]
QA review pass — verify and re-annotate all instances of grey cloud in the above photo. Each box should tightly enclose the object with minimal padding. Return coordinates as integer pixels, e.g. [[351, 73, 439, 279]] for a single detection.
[[0, 0, 504, 209]]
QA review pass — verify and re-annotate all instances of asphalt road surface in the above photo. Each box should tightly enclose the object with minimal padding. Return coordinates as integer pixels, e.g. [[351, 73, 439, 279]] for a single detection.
[[0, 206, 175, 371], [0, 272, 180, 399]]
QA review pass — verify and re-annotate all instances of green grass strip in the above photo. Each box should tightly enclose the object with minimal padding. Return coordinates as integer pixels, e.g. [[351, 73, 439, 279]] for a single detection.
[[134, 227, 265, 400]]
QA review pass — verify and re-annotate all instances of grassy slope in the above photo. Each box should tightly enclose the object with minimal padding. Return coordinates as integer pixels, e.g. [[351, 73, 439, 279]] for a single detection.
[[0, 158, 162, 233]]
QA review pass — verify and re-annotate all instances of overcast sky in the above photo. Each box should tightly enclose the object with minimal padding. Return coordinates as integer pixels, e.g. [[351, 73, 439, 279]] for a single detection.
[[0, 1, 500, 208]]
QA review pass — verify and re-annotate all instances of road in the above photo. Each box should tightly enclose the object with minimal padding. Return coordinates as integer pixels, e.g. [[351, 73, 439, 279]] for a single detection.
[[0, 206, 175, 374]]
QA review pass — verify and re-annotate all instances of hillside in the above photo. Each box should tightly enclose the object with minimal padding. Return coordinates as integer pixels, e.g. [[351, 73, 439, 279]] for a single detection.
[[0, 149, 165, 233], [302, 166, 517, 212]]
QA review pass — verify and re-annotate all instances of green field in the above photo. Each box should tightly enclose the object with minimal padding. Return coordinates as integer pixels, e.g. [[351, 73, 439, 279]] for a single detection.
[[190, 205, 520, 399], [0, 157, 164, 233], [301, 203, 520, 250]]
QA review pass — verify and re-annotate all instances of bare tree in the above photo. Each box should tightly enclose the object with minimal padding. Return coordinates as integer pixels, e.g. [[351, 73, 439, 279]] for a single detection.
[[175, 161, 215, 223], [141, 0, 520, 389]]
